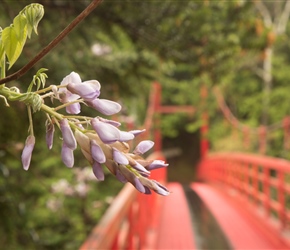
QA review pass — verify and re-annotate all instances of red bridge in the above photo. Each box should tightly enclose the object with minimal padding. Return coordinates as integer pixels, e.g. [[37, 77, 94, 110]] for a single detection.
[[80, 83, 290, 249]]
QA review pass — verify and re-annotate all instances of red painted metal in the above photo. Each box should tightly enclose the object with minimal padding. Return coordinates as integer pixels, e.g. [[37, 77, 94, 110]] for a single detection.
[[153, 82, 162, 152], [192, 182, 286, 249], [149, 82, 195, 152], [197, 153, 290, 248], [200, 85, 209, 158], [155, 183, 196, 249]]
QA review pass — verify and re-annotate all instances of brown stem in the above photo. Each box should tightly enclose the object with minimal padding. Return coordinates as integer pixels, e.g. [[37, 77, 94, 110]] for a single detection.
[[0, 0, 103, 84]]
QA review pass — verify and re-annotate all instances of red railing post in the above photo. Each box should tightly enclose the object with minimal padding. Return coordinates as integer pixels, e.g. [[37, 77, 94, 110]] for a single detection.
[[153, 82, 162, 152], [278, 171, 285, 230], [200, 85, 209, 158], [253, 164, 259, 205], [264, 167, 270, 217]]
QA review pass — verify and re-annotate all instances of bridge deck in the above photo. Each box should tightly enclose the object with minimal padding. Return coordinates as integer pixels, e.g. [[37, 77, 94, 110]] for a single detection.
[[153, 182, 287, 250], [154, 183, 196, 249]]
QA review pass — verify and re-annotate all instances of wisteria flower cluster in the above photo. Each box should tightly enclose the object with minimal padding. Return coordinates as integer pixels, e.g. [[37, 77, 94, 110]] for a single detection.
[[16, 72, 170, 196]]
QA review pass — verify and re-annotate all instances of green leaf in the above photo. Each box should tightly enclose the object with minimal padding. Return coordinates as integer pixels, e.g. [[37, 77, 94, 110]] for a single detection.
[[13, 13, 28, 45], [2, 26, 22, 69], [0, 29, 5, 63], [21, 4, 44, 38], [2, 14, 28, 70]]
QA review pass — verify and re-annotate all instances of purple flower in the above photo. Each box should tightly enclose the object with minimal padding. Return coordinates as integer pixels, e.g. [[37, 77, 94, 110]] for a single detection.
[[46, 121, 55, 150], [91, 118, 134, 144], [115, 169, 128, 183], [86, 98, 121, 116], [60, 119, 77, 150], [92, 161, 104, 181], [66, 103, 81, 114], [129, 129, 146, 136], [152, 180, 170, 196], [133, 140, 154, 155], [119, 131, 135, 142], [58, 72, 81, 114], [132, 161, 150, 175], [67, 80, 101, 100], [91, 118, 120, 143], [90, 140, 106, 163], [112, 147, 129, 165], [147, 160, 169, 170], [98, 117, 121, 127], [134, 177, 146, 193], [21, 135, 35, 171], [61, 143, 74, 168]]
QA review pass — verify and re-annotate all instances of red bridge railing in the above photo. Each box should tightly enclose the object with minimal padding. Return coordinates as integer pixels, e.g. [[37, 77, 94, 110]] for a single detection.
[[197, 153, 290, 247]]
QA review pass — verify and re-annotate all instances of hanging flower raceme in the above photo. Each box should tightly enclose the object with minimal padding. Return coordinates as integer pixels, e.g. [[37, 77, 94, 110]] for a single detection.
[[20, 71, 170, 196]]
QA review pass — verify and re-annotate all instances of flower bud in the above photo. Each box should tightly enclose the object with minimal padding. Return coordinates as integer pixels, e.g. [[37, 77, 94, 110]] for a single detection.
[[86, 98, 121, 116], [91, 118, 120, 143], [92, 161, 104, 181], [147, 160, 169, 170], [91, 140, 106, 163], [21, 135, 35, 171], [112, 148, 129, 165], [60, 119, 77, 150], [46, 121, 55, 150], [129, 129, 146, 136], [134, 177, 146, 193], [61, 143, 74, 168], [133, 140, 154, 155]]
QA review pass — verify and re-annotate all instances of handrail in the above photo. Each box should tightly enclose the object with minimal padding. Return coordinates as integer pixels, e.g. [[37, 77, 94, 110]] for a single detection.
[[79, 183, 137, 250], [197, 152, 290, 246]]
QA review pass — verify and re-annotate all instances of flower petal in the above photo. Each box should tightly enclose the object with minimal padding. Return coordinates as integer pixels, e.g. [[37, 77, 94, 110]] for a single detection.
[[133, 161, 150, 175], [91, 140, 106, 163], [87, 98, 121, 115], [134, 177, 146, 193], [133, 140, 154, 155], [91, 118, 120, 143], [61, 71, 82, 86], [61, 143, 74, 168], [119, 131, 134, 142], [152, 180, 170, 196], [60, 119, 77, 150], [65, 103, 81, 114], [92, 161, 104, 181], [147, 160, 169, 170], [98, 117, 121, 127], [21, 135, 35, 171], [115, 169, 128, 183], [59, 72, 81, 104], [112, 147, 129, 165], [129, 129, 146, 136], [67, 80, 101, 100], [46, 122, 54, 150]]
